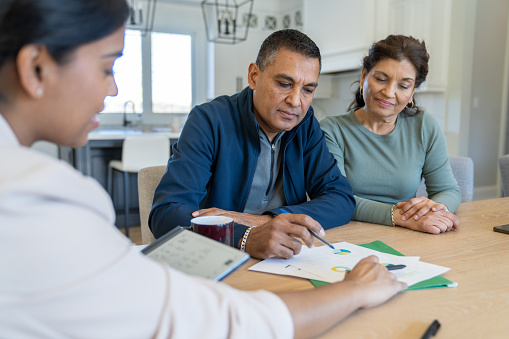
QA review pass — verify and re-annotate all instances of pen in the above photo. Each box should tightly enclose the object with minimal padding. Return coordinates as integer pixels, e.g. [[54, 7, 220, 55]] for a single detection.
[[385, 264, 406, 271], [279, 208, 335, 249], [309, 229, 335, 249], [421, 320, 440, 339]]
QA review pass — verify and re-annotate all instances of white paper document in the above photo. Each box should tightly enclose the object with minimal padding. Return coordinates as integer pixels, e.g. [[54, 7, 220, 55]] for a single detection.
[[249, 241, 449, 286]]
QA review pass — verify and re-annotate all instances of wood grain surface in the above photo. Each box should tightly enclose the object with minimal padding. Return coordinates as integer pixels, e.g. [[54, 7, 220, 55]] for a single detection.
[[222, 198, 509, 338]]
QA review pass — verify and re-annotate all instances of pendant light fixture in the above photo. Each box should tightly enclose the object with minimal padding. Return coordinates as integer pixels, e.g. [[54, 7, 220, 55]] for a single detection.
[[127, 0, 157, 36], [201, 0, 255, 44]]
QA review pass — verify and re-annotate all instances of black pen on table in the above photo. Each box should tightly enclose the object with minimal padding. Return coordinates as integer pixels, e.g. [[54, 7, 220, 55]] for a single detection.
[[279, 208, 335, 249], [385, 264, 406, 271], [421, 320, 440, 339]]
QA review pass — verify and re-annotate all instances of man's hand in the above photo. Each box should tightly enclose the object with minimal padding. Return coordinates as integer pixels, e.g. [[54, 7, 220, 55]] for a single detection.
[[192, 208, 273, 227], [244, 213, 325, 259]]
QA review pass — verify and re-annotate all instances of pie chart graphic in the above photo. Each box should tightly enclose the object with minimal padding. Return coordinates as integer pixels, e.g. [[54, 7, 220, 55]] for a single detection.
[[331, 266, 350, 273], [333, 249, 351, 255]]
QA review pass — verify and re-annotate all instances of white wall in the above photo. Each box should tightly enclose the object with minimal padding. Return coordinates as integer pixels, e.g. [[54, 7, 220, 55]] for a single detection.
[[444, 0, 477, 158], [468, 0, 509, 199]]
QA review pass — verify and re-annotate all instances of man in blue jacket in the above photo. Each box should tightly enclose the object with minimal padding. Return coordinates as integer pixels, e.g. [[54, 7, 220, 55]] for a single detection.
[[149, 29, 355, 259]]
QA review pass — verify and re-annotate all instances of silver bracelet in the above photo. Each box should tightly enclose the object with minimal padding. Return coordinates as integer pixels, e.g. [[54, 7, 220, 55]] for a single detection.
[[240, 226, 254, 252]]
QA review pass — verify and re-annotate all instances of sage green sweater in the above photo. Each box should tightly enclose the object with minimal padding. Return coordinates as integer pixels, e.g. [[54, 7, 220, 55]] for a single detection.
[[320, 110, 461, 226]]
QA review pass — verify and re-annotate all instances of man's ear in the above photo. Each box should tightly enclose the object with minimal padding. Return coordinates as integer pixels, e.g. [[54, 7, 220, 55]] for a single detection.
[[16, 44, 49, 99], [247, 62, 260, 90]]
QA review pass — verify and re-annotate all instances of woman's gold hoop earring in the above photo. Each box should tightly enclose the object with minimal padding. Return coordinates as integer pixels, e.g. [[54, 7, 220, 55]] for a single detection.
[[359, 87, 363, 96], [407, 100, 415, 109]]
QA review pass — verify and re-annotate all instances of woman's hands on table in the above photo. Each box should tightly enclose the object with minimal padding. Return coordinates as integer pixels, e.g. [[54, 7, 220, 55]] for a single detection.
[[394, 197, 460, 234]]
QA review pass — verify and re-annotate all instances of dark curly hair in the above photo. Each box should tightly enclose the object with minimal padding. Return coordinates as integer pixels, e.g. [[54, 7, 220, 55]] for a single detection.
[[349, 35, 430, 116]]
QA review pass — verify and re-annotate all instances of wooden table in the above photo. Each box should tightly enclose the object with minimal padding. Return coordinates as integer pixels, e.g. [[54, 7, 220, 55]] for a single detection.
[[223, 198, 509, 338]]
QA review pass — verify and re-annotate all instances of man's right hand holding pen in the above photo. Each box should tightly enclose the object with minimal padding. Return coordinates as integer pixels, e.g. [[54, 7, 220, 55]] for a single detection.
[[242, 212, 326, 259]]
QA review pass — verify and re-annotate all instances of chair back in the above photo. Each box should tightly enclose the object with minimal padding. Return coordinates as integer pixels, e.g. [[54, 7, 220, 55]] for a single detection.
[[416, 156, 474, 202], [138, 165, 167, 245], [499, 154, 509, 197], [450, 156, 474, 202], [122, 136, 170, 173]]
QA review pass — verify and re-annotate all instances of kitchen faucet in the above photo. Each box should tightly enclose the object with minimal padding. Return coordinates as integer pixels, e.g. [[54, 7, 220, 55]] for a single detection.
[[123, 100, 136, 127]]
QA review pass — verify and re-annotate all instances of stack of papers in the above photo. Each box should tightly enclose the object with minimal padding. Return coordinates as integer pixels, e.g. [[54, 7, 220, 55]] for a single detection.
[[249, 241, 451, 287]]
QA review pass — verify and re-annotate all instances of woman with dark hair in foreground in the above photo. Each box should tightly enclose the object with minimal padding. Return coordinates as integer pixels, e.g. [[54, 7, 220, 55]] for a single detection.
[[0, 1, 405, 337]]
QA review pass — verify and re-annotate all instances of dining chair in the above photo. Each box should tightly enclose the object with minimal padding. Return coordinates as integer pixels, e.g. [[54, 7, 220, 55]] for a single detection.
[[137, 165, 167, 245], [498, 154, 509, 197], [107, 136, 170, 236], [416, 156, 474, 202]]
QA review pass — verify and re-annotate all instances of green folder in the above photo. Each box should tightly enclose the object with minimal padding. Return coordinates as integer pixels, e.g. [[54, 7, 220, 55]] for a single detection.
[[309, 240, 455, 291]]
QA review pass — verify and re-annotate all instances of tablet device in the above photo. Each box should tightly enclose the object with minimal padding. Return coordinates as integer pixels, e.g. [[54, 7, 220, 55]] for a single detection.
[[142, 227, 250, 281]]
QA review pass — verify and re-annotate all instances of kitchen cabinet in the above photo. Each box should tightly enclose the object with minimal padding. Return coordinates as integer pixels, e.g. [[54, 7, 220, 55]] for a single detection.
[[387, 0, 452, 91], [214, 0, 451, 95], [303, 0, 386, 73], [302, 0, 451, 91]]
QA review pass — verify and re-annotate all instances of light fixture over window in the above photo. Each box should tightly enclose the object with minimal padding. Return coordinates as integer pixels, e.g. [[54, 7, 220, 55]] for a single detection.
[[201, 0, 254, 44], [127, 0, 157, 36]]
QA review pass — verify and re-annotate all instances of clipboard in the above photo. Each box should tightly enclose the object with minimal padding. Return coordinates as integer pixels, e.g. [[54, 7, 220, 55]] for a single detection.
[[142, 227, 250, 281]]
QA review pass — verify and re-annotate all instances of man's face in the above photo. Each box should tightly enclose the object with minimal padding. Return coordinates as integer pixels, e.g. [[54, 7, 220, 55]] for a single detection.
[[248, 48, 320, 141]]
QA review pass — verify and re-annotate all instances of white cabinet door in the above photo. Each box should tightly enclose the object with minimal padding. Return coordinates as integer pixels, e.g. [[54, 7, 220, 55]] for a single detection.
[[303, 0, 451, 91], [302, 0, 389, 73], [388, 0, 452, 91]]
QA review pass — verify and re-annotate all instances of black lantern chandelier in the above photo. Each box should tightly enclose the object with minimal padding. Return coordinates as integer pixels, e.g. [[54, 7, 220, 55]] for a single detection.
[[127, 0, 157, 36], [201, 0, 254, 44]]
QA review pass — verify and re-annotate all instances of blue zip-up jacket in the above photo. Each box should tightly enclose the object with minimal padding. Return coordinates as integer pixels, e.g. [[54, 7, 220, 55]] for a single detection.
[[149, 87, 356, 245]]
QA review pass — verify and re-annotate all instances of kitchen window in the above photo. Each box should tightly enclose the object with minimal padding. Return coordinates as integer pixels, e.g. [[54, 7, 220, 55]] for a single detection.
[[102, 29, 193, 117], [151, 32, 192, 113]]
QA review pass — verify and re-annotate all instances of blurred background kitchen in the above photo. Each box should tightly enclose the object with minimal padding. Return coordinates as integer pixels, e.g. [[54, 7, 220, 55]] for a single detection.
[[31, 0, 509, 234]]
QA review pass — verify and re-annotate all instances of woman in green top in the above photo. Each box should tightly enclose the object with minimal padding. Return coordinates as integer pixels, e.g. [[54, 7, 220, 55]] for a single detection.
[[320, 35, 461, 234]]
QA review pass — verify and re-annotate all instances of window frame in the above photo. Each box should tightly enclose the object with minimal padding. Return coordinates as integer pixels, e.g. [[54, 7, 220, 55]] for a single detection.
[[99, 28, 200, 126]]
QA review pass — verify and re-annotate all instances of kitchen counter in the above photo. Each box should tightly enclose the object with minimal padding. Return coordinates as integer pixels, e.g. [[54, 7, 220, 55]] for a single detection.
[[80, 127, 181, 178], [88, 127, 181, 140]]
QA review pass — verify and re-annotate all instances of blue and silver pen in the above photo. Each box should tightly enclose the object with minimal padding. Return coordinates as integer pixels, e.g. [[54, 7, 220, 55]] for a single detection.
[[279, 208, 335, 250]]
